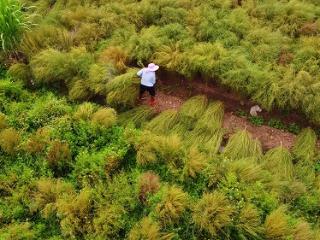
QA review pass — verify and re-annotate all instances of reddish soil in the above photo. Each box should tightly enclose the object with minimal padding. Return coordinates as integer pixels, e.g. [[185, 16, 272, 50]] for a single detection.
[[138, 72, 315, 150]]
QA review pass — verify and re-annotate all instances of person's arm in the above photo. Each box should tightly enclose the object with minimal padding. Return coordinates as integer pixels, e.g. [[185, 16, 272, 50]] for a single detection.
[[137, 69, 143, 77], [151, 74, 156, 86]]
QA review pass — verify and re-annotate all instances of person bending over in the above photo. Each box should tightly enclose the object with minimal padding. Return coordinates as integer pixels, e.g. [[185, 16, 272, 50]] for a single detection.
[[137, 63, 159, 106]]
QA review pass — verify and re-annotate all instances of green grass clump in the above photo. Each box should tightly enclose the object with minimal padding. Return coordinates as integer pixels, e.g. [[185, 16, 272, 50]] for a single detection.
[[73, 102, 97, 121], [145, 109, 179, 135], [0, 112, 8, 130], [106, 68, 140, 109], [118, 106, 156, 128], [223, 130, 262, 160], [292, 128, 317, 163], [7, 63, 32, 85], [193, 191, 235, 237], [183, 146, 207, 179], [91, 108, 117, 128], [263, 146, 294, 181]]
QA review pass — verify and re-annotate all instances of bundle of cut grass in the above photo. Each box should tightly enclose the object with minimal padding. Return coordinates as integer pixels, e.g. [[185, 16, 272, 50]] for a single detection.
[[144, 109, 178, 135], [157, 134, 184, 168], [7, 63, 32, 85], [264, 206, 291, 240], [128, 217, 174, 240], [0, 128, 20, 154], [194, 101, 224, 134], [106, 68, 140, 109], [0, 112, 8, 130], [292, 128, 317, 163], [229, 158, 266, 183], [155, 186, 188, 225], [176, 95, 208, 131], [223, 130, 262, 160], [236, 204, 263, 239], [118, 106, 156, 128], [91, 108, 117, 128], [263, 146, 294, 181], [73, 102, 97, 121], [193, 191, 235, 237], [183, 146, 207, 179]]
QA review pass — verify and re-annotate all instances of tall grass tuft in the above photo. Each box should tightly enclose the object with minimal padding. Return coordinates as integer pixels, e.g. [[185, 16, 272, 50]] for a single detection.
[[155, 186, 188, 225], [0, 128, 20, 154], [73, 102, 97, 121], [91, 108, 117, 128], [263, 146, 294, 181], [292, 128, 317, 163], [144, 109, 179, 135], [0, 0, 30, 51], [138, 171, 160, 203], [193, 191, 235, 237], [7, 63, 32, 85], [223, 130, 262, 160], [183, 146, 207, 179], [264, 206, 291, 240], [118, 106, 156, 128], [293, 221, 314, 240]]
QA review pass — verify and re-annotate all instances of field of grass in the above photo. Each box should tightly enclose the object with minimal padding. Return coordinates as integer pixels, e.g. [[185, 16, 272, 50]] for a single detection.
[[1, 0, 320, 239]]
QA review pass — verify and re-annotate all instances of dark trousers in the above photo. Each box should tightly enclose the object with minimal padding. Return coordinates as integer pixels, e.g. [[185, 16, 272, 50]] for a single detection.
[[139, 84, 155, 98]]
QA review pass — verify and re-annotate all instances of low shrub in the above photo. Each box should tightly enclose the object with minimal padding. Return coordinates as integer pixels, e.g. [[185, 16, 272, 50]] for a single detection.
[[46, 140, 72, 175]]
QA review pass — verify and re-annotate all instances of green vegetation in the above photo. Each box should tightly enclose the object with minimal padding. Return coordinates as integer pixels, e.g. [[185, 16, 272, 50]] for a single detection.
[[1, 0, 320, 239]]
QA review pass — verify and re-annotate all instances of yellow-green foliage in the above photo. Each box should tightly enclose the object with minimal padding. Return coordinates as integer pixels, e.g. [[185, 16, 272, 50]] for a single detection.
[[183, 146, 207, 179], [293, 221, 314, 240], [46, 140, 71, 171], [194, 101, 224, 134], [223, 130, 262, 160], [236, 204, 263, 238], [7, 63, 32, 84], [24, 127, 50, 154], [263, 146, 294, 181], [31, 178, 75, 218], [118, 106, 156, 128], [138, 171, 160, 203], [68, 78, 90, 101], [21, 24, 73, 58], [0, 128, 20, 154], [30, 47, 94, 84], [0, 112, 8, 130], [88, 64, 117, 95], [176, 95, 208, 130], [155, 186, 188, 225], [229, 158, 266, 183], [292, 128, 317, 162], [92, 204, 125, 239], [157, 134, 184, 168], [264, 206, 291, 240], [106, 68, 140, 109], [294, 161, 316, 186], [91, 108, 117, 128], [128, 217, 174, 240], [99, 46, 129, 72], [56, 188, 93, 238], [0, 222, 36, 240], [144, 109, 178, 135], [193, 191, 235, 237], [73, 102, 96, 121]]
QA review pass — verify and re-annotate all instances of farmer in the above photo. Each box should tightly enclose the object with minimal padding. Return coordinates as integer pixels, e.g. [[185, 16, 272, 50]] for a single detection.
[[137, 63, 159, 106]]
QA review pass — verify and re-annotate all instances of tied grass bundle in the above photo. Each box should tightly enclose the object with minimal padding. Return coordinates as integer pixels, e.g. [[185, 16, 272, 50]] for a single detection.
[[223, 130, 262, 160], [176, 95, 208, 131], [118, 106, 156, 128], [144, 109, 178, 135], [263, 146, 294, 181], [106, 68, 140, 109], [193, 191, 235, 237], [292, 128, 317, 163], [264, 206, 291, 240], [194, 101, 224, 134]]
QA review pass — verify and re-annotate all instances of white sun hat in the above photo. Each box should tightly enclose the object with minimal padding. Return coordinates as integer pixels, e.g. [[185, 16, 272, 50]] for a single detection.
[[147, 63, 159, 72]]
